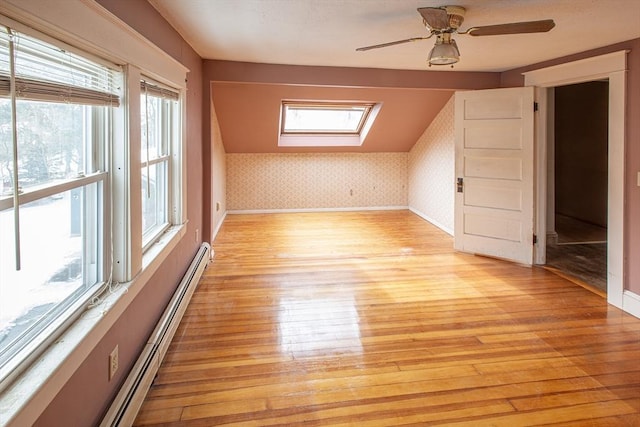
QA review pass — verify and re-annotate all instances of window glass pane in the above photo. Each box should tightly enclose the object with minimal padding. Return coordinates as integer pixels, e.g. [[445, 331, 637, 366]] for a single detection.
[[0, 98, 13, 195], [0, 100, 94, 191], [140, 80, 175, 249], [283, 104, 368, 133], [0, 183, 100, 362], [141, 93, 163, 161], [141, 161, 168, 242]]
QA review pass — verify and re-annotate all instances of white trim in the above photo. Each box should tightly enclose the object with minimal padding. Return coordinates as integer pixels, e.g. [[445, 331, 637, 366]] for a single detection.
[[227, 206, 408, 215], [278, 134, 363, 147], [0, 224, 186, 427], [212, 211, 227, 240], [409, 207, 453, 236], [524, 50, 627, 311], [607, 70, 626, 308], [523, 51, 628, 88], [533, 87, 548, 265], [623, 290, 640, 319]]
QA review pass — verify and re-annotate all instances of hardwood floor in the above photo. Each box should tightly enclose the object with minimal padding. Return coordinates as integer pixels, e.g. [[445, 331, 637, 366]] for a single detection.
[[546, 214, 607, 293], [134, 211, 640, 426]]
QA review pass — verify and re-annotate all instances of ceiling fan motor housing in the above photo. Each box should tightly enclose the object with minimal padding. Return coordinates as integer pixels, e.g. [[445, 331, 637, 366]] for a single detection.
[[444, 6, 465, 31]]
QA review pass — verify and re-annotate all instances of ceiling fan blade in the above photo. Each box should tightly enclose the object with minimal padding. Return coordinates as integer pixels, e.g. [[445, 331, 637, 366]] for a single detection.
[[356, 36, 430, 52], [417, 7, 449, 31], [466, 19, 555, 36]]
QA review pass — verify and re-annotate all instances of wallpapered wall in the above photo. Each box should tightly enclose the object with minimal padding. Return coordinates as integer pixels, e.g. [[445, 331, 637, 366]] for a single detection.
[[227, 153, 408, 210], [408, 95, 455, 234]]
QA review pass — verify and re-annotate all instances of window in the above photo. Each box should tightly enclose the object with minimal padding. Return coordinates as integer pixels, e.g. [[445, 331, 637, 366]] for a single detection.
[[140, 79, 179, 250], [0, 27, 119, 381], [281, 102, 373, 134], [279, 101, 381, 147], [0, 4, 188, 420]]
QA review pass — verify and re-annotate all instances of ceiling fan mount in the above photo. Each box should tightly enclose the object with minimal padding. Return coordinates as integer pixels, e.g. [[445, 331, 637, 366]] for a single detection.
[[356, 5, 555, 68], [425, 5, 466, 33]]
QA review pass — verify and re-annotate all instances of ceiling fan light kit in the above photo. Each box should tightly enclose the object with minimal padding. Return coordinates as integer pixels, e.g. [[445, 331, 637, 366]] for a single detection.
[[356, 5, 555, 68], [428, 33, 460, 66]]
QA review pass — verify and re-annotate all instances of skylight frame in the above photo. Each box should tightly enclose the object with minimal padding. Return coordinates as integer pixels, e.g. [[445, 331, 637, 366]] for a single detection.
[[280, 101, 375, 136]]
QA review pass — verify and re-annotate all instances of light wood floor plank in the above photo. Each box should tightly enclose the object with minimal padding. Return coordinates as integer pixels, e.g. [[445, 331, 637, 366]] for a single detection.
[[134, 211, 640, 426]]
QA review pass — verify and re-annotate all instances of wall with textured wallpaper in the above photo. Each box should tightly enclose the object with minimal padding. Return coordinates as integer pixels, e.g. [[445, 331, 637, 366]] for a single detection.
[[227, 153, 407, 211], [408, 95, 455, 234]]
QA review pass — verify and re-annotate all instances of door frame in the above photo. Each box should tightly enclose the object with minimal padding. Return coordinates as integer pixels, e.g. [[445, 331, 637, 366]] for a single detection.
[[523, 50, 627, 309]]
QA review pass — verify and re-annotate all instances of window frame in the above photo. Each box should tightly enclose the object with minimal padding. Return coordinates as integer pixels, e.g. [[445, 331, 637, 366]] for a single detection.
[[278, 100, 381, 148], [0, 4, 189, 423], [280, 101, 374, 135], [140, 78, 179, 251], [0, 26, 118, 387]]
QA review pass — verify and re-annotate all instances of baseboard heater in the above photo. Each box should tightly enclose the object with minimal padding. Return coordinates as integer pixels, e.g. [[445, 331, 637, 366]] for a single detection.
[[100, 242, 212, 427]]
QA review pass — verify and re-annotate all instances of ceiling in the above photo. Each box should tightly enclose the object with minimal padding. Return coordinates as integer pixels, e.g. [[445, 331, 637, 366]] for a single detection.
[[148, 0, 640, 72], [146, 0, 640, 153]]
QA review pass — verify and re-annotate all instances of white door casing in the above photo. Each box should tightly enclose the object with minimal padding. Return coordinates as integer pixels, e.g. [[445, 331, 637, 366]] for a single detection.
[[523, 50, 628, 311], [454, 87, 535, 265]]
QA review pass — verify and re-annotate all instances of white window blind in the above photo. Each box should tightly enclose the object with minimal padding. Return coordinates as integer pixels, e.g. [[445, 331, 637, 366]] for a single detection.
[[140, 79, 179, 101], [0, 28, 120, 106]]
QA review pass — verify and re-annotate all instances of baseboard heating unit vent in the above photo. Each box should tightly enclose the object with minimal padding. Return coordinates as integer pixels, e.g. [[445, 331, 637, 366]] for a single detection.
[[100, 242, 211, 427]]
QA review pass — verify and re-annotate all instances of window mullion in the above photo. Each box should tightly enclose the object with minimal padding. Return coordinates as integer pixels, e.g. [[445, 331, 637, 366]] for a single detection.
[[111, 64, 142, 282]]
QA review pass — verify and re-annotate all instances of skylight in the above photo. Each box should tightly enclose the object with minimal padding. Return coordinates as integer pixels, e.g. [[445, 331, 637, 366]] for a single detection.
[[281, 102, 373, 134], [278, 101, 381, 147]]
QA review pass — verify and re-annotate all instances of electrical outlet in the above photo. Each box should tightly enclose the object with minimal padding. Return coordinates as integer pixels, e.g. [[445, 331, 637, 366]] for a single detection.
[[109, 345, 119, 380], [195, 228, 199, 243]]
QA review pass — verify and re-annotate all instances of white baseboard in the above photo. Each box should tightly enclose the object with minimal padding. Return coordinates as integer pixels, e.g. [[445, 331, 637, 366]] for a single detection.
[[408, 207, 453, 236], [227, 206, 408, 215], [623, 290, 640, 319], [212, 211, 227, 240]]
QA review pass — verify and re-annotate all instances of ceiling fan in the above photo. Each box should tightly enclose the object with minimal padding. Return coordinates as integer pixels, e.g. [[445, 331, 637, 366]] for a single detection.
[[356, 6, 555, 67]]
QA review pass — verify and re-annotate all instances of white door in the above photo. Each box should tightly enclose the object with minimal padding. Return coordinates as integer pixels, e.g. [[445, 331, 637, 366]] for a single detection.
[[454, 86, 535, 265]]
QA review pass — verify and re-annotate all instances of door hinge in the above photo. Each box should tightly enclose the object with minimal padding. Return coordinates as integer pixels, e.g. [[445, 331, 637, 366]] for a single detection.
[[533, 234, 538, 244], [533, 102, 539, 112]]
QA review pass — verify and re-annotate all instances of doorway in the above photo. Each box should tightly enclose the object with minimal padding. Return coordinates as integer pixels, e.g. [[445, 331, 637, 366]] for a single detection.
[[545, 81, 608, 293], [524, 50, 626, 310]]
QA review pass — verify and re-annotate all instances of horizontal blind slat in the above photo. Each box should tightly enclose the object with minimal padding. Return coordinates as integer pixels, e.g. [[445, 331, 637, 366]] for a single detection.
[[140, 80, 179, 101], [0, 28, 120, 106]]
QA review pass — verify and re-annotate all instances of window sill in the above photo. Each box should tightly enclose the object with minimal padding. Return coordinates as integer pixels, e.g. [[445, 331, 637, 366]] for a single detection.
[[0, 223, 187, 427]]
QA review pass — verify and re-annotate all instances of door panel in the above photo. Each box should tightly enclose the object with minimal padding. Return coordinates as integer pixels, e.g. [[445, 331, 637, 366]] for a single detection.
[[465, 181, 523, 211], [464, 122, 523, 149], [463, 210, 523, 242], [465, 155, 522, 180], [455, 87, 534, 265], [463, 94, 524, 120]]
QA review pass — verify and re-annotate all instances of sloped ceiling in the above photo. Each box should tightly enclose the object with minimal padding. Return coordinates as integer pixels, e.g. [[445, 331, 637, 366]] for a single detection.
[[211, 83, 453, 153], [205, 61, 500, 153], [149, 0, 640, 153]]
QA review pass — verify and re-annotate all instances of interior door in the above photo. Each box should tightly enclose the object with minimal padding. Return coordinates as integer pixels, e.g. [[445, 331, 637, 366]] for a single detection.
[[454, 86, 535, 265]]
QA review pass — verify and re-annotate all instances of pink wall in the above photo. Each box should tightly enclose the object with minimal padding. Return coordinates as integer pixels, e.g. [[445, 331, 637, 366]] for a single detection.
[[207, 60, 501, 90], [33, 1, 205, 425], [501, 38, 640, 294]]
